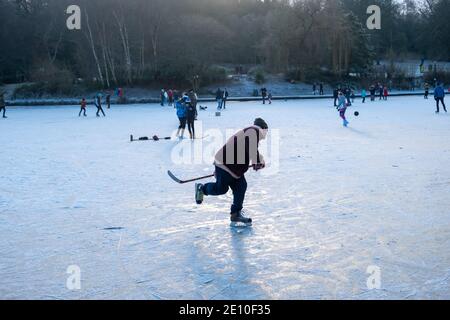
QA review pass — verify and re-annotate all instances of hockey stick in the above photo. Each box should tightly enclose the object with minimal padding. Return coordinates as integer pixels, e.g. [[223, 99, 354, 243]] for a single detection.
[[167, 170, 214, 184], [168, 165, 258, 184]]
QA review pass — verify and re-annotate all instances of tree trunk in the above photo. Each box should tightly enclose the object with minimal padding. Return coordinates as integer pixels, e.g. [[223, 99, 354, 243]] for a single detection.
[[113, 11, 132, 84], [85, 11, 104, 86]]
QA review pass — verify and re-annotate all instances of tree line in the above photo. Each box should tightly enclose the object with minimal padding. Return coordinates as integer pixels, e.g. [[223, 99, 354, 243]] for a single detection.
[[0, 0, 448, 91]]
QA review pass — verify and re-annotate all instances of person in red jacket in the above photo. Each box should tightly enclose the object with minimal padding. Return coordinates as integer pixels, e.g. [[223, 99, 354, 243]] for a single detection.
[[195, 118, 268, 226], [168, 89, 174, 106], [79, 98, 87, 117], [383, 86, 389, 101]]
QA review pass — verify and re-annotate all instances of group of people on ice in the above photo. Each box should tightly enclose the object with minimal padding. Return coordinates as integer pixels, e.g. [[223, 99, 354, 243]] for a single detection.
[[215, 88, 229, 110], [367, 83, 389, 102], [333, 84, 389, 127], [78, 92, 114, 117], [312, 83, 325, 95], [175, 90, 198, 140], [160, 89, 176, 107]]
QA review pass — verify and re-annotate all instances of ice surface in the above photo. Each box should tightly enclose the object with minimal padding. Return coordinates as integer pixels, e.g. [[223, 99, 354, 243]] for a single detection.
[[1, 97, 450, 300]]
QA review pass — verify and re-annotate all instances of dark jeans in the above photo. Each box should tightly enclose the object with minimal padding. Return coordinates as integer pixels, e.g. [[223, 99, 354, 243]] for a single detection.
[[178, 117, 186, 129], [223, 99, 227, 109], [96, 106, 105, 117], [203, 166, 247, 214], [79, 107, 86, 116], [187, 118, 195, 138], [436, 97, 447, 112]]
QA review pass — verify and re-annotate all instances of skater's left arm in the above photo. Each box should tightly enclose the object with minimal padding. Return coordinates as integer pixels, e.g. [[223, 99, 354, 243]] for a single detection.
[[252, 150, 265, 171]]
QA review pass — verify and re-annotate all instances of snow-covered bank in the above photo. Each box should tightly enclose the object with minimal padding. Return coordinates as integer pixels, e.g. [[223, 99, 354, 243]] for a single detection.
[[1, 96, 449, 299]]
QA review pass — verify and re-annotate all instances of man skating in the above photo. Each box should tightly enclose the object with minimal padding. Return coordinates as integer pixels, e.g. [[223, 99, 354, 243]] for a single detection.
[[95, 94, 106, 117], [216, 88, 223, 110], [424, 83, 430, 99], [222, 89, 229, 109], [333, 88, 339, 106], [195, 118, 268, 226], [434, 83, 447, 113], [175, 97, 187, 139], [106, 93, 111, 109], [188, 89, 198, 119], [361, 88, 367, 103], [0, 92, 7, 118], [261, 88, 267, 104]]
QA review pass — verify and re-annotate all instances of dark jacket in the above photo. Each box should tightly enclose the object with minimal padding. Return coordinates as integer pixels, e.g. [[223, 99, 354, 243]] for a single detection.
[[216, 89, 223, 100], [434, 86, 445, 99], [214, 126, 264, 179], [186, 103, 196, 120]]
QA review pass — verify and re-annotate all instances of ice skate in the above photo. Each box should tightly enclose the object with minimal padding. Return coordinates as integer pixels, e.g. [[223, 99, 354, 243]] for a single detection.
[[195, 183, 204, 205], [230, 211, 252, 227]]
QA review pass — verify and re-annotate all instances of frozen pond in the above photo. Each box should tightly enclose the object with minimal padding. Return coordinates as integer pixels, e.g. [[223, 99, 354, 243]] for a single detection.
[[1, 96, 449, 299]]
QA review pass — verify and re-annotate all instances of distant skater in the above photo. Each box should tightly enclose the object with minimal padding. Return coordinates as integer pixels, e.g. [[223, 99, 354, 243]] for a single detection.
[[268, 92, 273, 104], [370, 86, 376, 101], [188, 89, 198, 119], [79, 98, 87, 117], [216, 88, 223, 110], [168, 89, 174, 107], [361, 88, 367, 103], [434, 83, 447, 113], [424, 83, 429, 99], [95, 94, 106, 117], [261, 87, 267, 104], [175, 98, 187, 139], [160, 89, 166, 106], [0, 92, 6, 118], [185, 96, 197, 140], [383, 86, 389, 100], [319, 83, 324, 95], [223, 89, 229, 109], [337, 92, 349, 127], [106, 93, 111, 109], [333, 88, 338, 106]]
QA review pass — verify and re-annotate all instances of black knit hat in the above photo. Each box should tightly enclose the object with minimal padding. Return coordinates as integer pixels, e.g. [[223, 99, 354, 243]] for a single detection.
[[254, 118, 268, 129]]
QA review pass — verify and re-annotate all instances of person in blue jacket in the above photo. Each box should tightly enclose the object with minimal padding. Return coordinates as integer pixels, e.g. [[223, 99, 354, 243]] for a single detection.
[[434, 83, 447, 113], [175, 97, 187, 139], [337, 91, 349, 127]]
